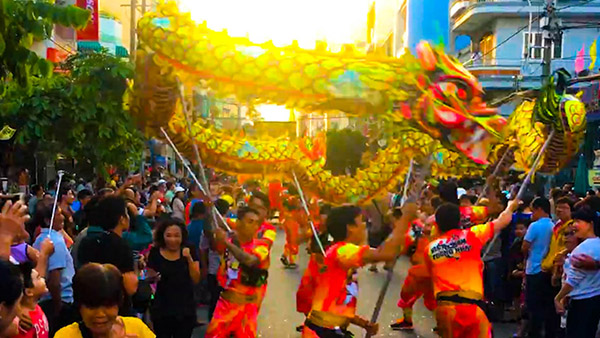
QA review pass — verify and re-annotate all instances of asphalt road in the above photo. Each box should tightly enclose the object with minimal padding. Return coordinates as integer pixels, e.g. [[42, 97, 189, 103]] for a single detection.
[[194, 229, 517, 337]]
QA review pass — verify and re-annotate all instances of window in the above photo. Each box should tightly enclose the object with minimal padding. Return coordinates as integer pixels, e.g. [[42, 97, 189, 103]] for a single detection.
[[523, 32, 562, 60], [479, 34, 495, 65]]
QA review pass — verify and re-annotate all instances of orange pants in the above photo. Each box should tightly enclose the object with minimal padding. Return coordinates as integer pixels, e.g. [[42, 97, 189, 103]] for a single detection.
[[205, 298, 259, 338], [397, 264, 436, 311], [283, 220, 299, 264], [434, 303, 492, 338], [301, 326, 319, 338]]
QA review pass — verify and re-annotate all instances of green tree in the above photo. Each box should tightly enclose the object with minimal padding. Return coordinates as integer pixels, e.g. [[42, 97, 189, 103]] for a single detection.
[[324, 128, 367, 175], [0, 0, 89, 91], [0, 51, 144, 175]]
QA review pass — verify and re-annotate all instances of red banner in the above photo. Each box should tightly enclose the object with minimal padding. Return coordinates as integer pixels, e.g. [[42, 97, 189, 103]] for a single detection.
[[76, 0, 99, 41]]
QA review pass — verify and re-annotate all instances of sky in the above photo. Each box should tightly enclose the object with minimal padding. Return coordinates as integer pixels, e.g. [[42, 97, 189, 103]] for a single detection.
[[177, 0, 375, 121], [179, 0, 370, 49]]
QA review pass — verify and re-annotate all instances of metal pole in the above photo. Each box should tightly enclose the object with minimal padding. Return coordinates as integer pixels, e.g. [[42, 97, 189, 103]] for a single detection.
[[130, 0, 137, 62], [483, 130, 555, 259], [159, 127, 231, 232], [48, 171, 65, 237], [176, 79, 220, 230], [476, 146, 513, 204], [366, 158, 415, 338], [400, 159, 414, 205], [542, 0, 556, 78], [291, 170, 326, 257]]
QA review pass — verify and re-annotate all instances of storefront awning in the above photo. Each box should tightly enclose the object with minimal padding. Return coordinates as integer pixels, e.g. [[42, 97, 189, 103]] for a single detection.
[[115, 45, 129, 58], [77, 41, 102, 52]]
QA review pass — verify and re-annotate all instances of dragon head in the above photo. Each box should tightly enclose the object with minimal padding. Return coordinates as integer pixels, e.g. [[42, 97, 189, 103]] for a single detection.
[[406, 42, 506, 165], [535, 70, 586, 136]]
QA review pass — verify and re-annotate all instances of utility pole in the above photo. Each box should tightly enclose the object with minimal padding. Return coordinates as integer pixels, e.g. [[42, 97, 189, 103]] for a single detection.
[[542, 0, 558, 79], [130, 0, 137, 62]]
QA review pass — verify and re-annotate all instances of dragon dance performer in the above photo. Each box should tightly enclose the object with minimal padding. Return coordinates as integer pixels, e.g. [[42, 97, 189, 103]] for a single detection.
[[280, 194, 303, 268], [425, 197, 519, 338], [206, 206, 271, 338], [302, 203, 417, 338], [391, 197, 441, 331], [247, 191, 276, 306], [296, 204, 332, 332]]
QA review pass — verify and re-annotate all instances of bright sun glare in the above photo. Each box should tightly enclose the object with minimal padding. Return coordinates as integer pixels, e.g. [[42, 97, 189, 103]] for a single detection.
[[178, 0, 370, 122]]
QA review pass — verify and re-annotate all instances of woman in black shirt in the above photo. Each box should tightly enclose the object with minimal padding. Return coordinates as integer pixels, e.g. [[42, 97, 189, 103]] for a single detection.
[[147, 218, 200, 338]]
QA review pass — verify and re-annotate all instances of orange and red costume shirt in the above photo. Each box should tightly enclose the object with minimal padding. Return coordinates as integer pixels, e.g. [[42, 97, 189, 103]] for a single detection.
[[217, 238, 271, 295], [257, 221, 277, 249], [459, 206, 489, 228], [310, 242, 370, 318], [425, 221, 495, 296]]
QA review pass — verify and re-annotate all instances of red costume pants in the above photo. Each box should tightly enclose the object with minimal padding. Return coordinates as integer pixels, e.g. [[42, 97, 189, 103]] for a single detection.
[[205, 298, 259, 338], [397, 264, 436, 311], [434, 303, 492, 338]]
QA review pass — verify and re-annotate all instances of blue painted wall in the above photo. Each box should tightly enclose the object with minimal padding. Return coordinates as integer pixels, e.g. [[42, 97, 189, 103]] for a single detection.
[[407, 0, 449, 52], [491, 18, 600, 76]]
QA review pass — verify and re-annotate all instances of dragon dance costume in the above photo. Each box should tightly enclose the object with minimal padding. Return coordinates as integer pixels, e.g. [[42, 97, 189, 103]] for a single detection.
[[205, 238, 271, 338], [425, 221, 496, 338], [302, 242, 370, 337]]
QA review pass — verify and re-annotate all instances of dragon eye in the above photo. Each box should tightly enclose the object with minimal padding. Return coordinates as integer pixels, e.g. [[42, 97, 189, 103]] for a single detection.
[[436, 79, 474, 102]]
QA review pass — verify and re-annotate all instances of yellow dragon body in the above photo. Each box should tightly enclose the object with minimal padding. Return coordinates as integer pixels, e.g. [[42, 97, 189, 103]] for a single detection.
[[130, 3, 586, 204]]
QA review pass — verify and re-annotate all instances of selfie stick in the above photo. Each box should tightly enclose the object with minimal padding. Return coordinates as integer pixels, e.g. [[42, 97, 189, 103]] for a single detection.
[[48, 170, 65, 237]]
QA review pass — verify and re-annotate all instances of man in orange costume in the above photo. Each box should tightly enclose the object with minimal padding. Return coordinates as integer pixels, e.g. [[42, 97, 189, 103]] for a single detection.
[[206, 206, 270, 338], [280, 195, 302, 268], [391, 207, 437, 331], [247, 191, 275, 306], [296, 204, 331, 332], [425, 199, 518, 338], [302, 203, 417, 337]]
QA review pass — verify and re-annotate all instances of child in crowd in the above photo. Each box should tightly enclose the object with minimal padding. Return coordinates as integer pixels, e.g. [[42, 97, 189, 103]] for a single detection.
[[10, 232, 38, 265], [508, 219, 528, 337], [13, 263, 50, 338]]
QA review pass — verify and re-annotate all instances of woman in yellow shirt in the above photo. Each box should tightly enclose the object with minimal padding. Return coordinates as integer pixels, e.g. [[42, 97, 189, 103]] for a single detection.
[[55, 263, 155, 338]]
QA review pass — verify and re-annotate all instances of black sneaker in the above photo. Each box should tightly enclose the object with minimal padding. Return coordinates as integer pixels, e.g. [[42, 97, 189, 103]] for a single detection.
[[296, 325, 304, 332], [280, 255, 289, 266], [390, 318, 414, 331]]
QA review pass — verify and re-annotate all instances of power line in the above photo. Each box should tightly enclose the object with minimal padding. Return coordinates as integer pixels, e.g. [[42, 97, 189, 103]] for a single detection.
[[466, 15, 541, 65], [465, 0, 596, 66], [48, 37, 76, 56], [556, 0, 595, 12]]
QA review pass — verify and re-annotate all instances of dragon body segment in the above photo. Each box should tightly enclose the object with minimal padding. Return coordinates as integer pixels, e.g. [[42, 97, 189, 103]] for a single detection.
[[493, 73, 587, 173], [131, 3, 586, 204]]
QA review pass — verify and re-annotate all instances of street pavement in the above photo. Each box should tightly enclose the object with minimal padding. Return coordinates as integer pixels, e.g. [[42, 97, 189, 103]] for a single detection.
[[194, 228, 517, 337]]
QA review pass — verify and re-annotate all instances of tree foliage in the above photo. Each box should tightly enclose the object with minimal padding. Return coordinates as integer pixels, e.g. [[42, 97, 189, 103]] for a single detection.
[[0, 51, 144, 175], [0, 0, 89, 91], [324, 128, 367, 175]]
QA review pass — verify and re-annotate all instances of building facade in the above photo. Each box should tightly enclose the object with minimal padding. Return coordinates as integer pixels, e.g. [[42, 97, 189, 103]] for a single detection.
[[451, 0, 600, 115]]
